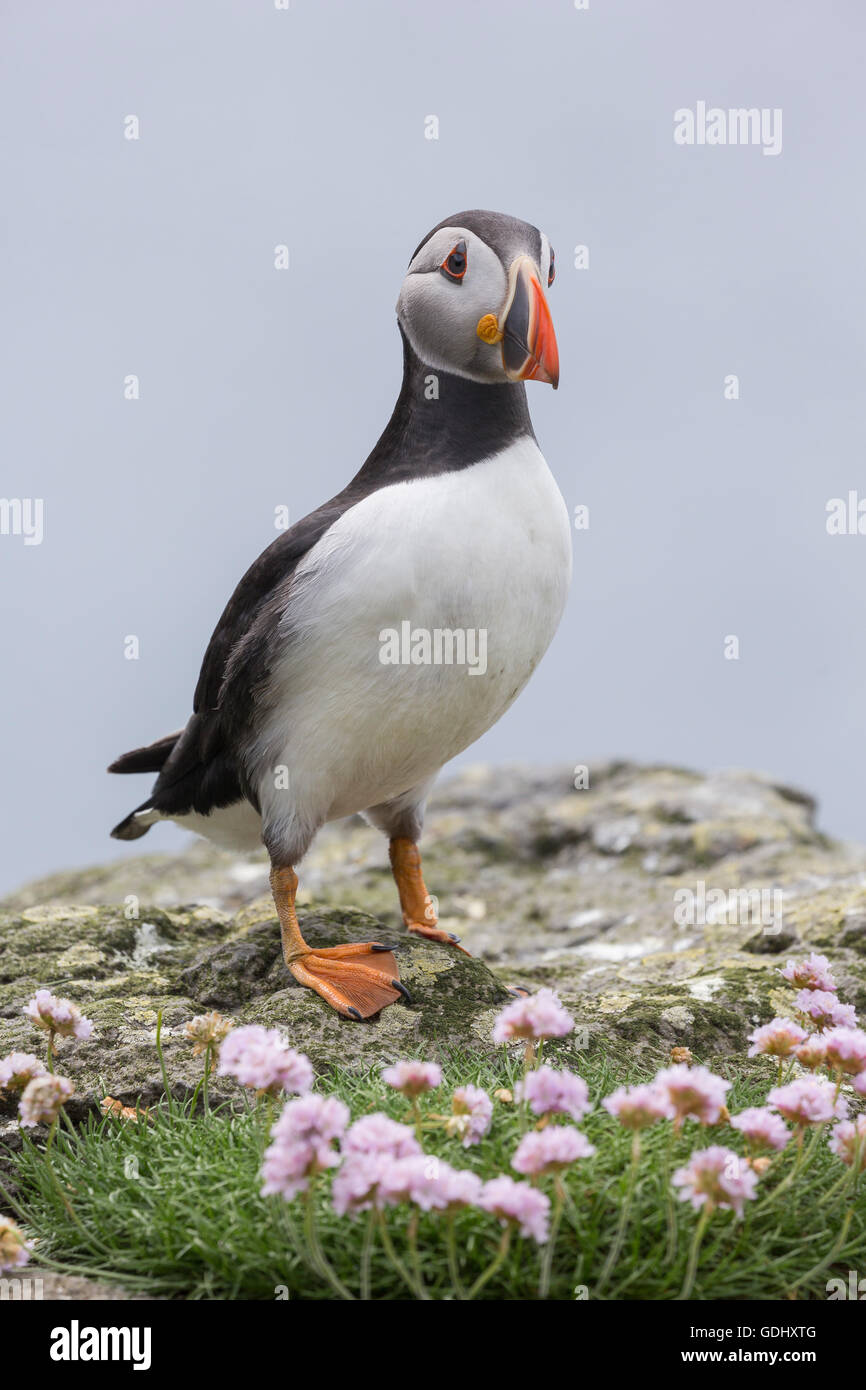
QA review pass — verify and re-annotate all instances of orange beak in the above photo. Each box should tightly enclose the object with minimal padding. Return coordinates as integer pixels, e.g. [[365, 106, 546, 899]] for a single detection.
[[500, 255, 560, 389]]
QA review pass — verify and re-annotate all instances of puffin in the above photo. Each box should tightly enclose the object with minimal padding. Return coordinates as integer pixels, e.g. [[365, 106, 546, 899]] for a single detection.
[[109, 209, 572, 1020]]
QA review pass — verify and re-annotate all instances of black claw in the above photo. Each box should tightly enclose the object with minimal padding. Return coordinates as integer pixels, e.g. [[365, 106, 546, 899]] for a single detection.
[[391, 980, 413, 1004], [449, 934, 462, 943], [372, 944, 397, 953], [346, 1007, 363, 1020]]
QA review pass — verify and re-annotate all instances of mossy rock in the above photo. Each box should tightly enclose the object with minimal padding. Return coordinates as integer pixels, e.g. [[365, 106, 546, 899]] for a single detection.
[[4, 762, 866, 1089], [0, 900, 511, 1112]]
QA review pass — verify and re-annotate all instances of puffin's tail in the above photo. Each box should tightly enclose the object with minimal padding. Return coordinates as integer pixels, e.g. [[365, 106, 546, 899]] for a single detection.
[[108, 730, 181, 840], [108, 730, 182, 775]]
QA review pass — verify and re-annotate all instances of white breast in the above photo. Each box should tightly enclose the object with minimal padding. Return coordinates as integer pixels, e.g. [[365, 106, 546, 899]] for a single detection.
[[252, 436, 572, 831]]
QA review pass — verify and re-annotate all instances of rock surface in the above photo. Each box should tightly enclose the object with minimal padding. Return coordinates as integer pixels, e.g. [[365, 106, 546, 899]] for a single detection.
[[3, 761, 866, 1109]]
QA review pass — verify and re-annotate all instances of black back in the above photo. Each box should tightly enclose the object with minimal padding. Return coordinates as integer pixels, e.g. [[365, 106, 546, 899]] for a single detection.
[[122, 212, 542, 823]]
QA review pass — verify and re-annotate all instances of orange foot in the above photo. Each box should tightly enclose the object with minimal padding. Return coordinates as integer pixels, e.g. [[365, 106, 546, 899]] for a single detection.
[[288, 942, 411, 1020], [389, 837, 474, 959], [406, 922, 473, 957]]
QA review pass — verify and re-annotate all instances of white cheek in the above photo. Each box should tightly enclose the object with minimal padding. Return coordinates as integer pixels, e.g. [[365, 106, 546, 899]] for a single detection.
[[399, 259, 508, 379]]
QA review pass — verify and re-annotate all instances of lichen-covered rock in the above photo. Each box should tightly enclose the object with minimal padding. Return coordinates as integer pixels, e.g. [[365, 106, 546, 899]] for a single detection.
[[2, 761, 866, 1101], [0, 900, 511, 1112]]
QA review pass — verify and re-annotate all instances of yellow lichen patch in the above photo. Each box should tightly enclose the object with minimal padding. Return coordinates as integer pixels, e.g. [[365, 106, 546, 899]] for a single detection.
[[56, 945, 107, 973], [597, 992, 640, 1015]]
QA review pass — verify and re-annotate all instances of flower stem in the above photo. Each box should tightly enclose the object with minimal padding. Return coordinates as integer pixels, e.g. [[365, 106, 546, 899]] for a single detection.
[[202, 1043, 212, 1116], [376, 1211, 424, 1299], [446, 1214, 466, 1300], [406, 1210, 429, 1300], [678, 1204, 712, 1299], [360, 1210, 376, 1301], [154, 1011, 174, 1117], [539, 1176, 565, 1299], [467, 1226, 511, 1301], [764, 1124, 821, 1207], [598, 1133, 641, 1291], [663, 1124, 678, 1261], [302, 1180, 354, 1300], [798, 1209, 854, 1286]]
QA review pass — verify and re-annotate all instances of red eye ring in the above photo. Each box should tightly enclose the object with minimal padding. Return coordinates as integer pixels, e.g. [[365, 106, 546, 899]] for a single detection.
[[440, 240, 468, 282], [548, 248, 556, 287]]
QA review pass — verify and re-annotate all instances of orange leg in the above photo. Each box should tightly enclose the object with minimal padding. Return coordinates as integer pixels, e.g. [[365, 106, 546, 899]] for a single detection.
[[388, 837, 471, 956], [270, 865, 409, 1020]]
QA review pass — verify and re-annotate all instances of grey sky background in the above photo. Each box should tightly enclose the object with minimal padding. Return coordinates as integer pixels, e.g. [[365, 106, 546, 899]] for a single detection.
[[1, 0, 865, 895]]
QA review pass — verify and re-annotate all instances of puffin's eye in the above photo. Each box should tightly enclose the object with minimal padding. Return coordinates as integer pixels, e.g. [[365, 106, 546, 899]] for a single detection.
[[548, 248, 556, 287], [440, 241, 467, 282]]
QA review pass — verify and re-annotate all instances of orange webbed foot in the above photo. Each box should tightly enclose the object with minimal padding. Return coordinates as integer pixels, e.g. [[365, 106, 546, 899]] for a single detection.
[[289, 943, 410, 1020]]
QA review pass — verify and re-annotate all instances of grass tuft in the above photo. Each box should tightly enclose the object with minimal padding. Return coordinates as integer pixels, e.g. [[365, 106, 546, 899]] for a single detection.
[[4, 1049, 863, 1301]]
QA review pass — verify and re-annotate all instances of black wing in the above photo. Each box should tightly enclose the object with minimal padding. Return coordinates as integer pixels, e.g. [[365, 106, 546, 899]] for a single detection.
[[110, 492, 353, 829]]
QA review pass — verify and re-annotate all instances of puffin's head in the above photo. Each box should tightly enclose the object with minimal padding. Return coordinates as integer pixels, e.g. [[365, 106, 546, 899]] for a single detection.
[[396, 209, 559, 389]]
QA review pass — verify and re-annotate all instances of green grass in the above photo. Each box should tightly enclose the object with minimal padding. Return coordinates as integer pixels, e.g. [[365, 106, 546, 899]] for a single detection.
[[3, 1048, 864, 1300]]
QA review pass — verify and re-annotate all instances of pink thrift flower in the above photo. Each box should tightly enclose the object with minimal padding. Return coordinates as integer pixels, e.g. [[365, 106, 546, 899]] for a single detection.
[[448, 1085, 493, 1147], [434, 1163, 484, 1212], [261, 1094, 349, 1200], [603, 1083, 673, 1129], [343, 1113, 421, 1159], [272, 1093, 349, 1149], [24, 991, 92, 1041], [654, 1064, 731, 1126], [331, 1152, 394, 1215], [479, 1176, 550, 1243], [18, 1074, 73, 1128], [768, 1077, 848, 1126], [672, 1145, 758, 1218], [378, 1155, 483, 1212], [730, 1107, 790, 1153], [795, 990, 857, 1030], [217, 1026, 313, 1096], [747, 1017, 807, 1059], [261, 1136, 328, 1200], [376, 1155, 437, 1208], [821, 1026, 866, 1077], [795, 1035, 828, 1071], [828, 1115, 866, 1171], [0, 1216, 32, 1273], [492, 988, 574, 1043], [780, 953, 837, 993], [381, 1060, 442, 1098], [511, 1126, 596, 1177], [0, 1052, 46, 1095], [515, 1065, 591, 1122]]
